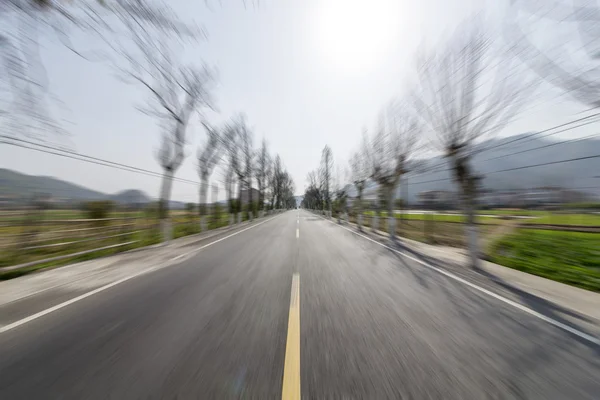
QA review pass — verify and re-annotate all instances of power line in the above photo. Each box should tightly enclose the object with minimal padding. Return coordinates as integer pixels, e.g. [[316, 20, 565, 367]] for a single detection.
[[476, 112, 600, 155], [480, 132, 599, 164], [1, 137, 200, 186], [408, 154, 600, 186], [486, 154, 600, 175], [408, 113, 600, 178]]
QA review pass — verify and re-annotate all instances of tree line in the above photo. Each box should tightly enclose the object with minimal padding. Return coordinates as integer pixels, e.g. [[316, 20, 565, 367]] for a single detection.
[[1, 1, 296, 241], [303, 5, 599, 269]]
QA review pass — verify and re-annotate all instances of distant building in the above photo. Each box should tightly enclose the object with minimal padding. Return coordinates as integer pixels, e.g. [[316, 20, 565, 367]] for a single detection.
[[479, 190, 523, 208], [240, 188, 260, 206], [477, 186, 596, 208], [347, 182, 380, 208], [418, 190, 457, 209]]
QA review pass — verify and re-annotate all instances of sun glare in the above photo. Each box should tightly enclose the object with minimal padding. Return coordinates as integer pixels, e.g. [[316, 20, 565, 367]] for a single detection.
[[315, 0, 402, 72]]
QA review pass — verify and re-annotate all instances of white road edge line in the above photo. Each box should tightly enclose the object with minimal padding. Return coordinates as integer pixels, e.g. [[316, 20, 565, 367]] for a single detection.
[[315, 212, 600, 346], [0, 215, 280, 334]]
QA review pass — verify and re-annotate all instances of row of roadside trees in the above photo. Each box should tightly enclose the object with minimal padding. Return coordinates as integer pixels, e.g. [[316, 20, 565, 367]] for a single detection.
[[304, 4, 600, 269], [1, 1, 296, 241], [194, 114, 297, 233]]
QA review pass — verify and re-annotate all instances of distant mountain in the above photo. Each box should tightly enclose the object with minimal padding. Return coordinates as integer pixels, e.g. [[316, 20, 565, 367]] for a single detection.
[[168, 200, 187, 210], [0, 168, 106, 200], [0, 168, 155, 204], [4, 133, 599, 206], [110, 189, 151, 204], [397, 133, 600, 202]]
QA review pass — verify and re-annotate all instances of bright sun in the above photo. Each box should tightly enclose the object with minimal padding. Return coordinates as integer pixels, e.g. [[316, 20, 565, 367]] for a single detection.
[[315, 0, 402, 72]]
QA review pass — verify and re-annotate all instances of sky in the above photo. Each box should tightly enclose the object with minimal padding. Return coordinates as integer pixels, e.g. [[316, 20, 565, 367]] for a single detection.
[[0, 0, 593, 202]]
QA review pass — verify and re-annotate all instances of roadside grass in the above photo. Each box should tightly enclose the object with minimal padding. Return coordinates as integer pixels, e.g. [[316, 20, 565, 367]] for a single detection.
[[525, 213, 600, 226], [359, 209, 600, 227], [362, 211, 501, 225], [0, 241, 143, 281], [0, 211, 240, 280], [351, 214, 496, 248], [488, 229, 600, 292], [476, 209, 546, 217]]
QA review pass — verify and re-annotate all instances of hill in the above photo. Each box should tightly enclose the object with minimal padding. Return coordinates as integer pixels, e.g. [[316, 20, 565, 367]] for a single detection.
[[110, 189, 152, 204], [398, 133, 600, 202], [0, 168, 106, 200], [3, 132, 599, 205]]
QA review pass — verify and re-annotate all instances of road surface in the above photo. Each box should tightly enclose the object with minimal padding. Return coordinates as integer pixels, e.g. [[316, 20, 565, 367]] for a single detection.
[[0, 210, 599, 399]]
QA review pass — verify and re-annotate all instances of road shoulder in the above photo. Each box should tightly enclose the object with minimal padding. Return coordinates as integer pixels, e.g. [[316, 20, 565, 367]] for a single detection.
[[0, 214, 281, 330], [314, 212, 600, 330]]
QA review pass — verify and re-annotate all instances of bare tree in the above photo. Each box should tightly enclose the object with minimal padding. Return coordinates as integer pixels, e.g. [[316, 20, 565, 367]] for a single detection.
[[255, 138, 270, 213], [267, 157, 277, 210], [507, 0, 600, 108], [304, 170, 323, 210], [225, 114, 253, 215], [221, 120, 240, 215], [282, 171, 296, 209], [349, 130, 371, 230], [0, 0, 197, 139], [263, 157, 274, 211], [319, 145, 333, 216], [369, 101, 419, 239], [241, 120, 254, 214], [270, 154, 288, 209], [119, 20, 215, 241], [197, 121, 222, 230], [412, 20, 530, 268]]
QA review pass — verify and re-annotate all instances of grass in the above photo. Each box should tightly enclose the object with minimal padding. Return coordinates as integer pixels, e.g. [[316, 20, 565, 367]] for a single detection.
[[0, 211, 242, 280], [363, 211, 501, 224], [352, 214, 496, 248], [476, 209, 546, 216], [488, 229, 600, 292], [0, 241, 143, 281], [359, 209, 600, 227], [525, 213, 600, 226]]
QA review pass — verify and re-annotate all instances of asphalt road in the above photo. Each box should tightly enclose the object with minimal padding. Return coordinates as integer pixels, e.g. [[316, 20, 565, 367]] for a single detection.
[[1, 210, 599, 399]]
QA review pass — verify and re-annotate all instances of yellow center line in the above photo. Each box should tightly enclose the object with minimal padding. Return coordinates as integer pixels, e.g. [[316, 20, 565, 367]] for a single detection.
[[282, 273, 300, 400]]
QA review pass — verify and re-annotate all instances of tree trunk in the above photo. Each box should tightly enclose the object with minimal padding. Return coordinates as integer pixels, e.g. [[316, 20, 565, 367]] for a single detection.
[[199, 175, 208, 215], [238, 177, 243, 213], [463, 191, 481, 269], [199, 174, 208, 231], [453, 155, 481, 269], [400, 176, 407, 224], [387, 185, 395, 239], [159, 168, 174, 242], [357, 186, 364, 231]]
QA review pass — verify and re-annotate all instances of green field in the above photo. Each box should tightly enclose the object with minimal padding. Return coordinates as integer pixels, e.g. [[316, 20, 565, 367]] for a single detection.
[[352, 214, 497, 248], [359, 210, 600, 227], [488, 229, 600, 292], [363, 211, 502, 225], [524, 213, 600, 226], [0, 210, 235, 280], [476, 210, 546, 216]]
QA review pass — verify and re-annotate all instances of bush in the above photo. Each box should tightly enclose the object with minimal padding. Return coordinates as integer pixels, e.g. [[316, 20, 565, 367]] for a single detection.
[[186, 202, 196, 214], [83, 201, 114, 221], [213, 202, 223, 221], [144, 202, 160, 219], [228, 199, 240, 214]]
